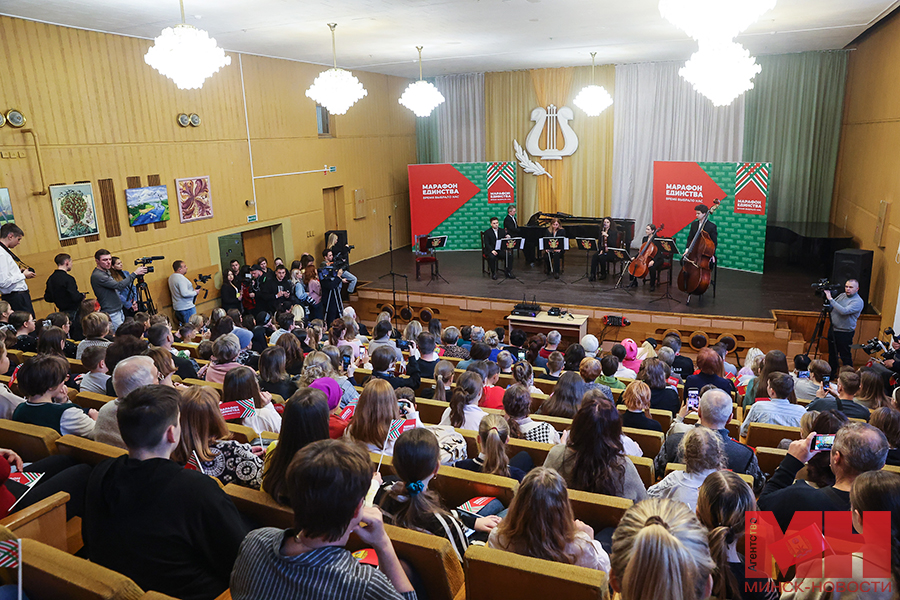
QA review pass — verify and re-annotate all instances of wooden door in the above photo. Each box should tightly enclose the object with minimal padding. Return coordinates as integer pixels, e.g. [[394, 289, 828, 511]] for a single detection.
[[242, 227, 274, 267]]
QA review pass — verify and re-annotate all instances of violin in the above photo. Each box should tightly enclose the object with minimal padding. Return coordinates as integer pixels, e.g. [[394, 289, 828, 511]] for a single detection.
[[628, 224, 664, 278], [677, 199, 721, 296]]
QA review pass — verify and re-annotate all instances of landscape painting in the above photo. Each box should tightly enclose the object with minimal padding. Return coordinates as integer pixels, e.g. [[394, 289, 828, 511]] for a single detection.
[[49, 183, 100, 241], [0, 189, 14, 226], [175, 176, 213, 223], [125, 185, 170, 226]]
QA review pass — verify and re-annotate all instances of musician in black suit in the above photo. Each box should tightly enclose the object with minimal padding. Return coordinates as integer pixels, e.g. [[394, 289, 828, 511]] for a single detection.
[[628, 224, 662, 291], [483, 217, 512, 280], [503, 206, 518, 236], [589, 217, 619, 281], [543, 218, 567, 279], [687, 204, 718, 249]]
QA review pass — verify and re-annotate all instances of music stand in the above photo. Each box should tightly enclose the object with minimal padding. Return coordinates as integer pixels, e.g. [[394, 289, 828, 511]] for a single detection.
[[572, 237, 598, 284], [495, 237, 525, 285], [426, 235, 449, 285], [650, 238, 680, 304], [539, 237, 569, 284], [610, 248, 634, 292]]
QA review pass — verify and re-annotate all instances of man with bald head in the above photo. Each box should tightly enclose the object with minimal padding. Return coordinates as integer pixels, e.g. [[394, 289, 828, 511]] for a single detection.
[[654, 388, 764, 492], [93, 355, 158, 449]]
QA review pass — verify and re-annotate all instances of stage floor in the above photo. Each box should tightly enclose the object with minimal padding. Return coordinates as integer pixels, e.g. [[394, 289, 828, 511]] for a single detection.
[[351, 247, 827, 319]]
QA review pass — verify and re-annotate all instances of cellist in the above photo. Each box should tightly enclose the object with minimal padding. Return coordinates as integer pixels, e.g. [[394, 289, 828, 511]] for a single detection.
[[628, 224, 660, 291], [687, 204, 717, 250]]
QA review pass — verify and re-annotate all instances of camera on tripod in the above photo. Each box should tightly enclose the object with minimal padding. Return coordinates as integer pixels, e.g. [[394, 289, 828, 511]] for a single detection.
[[195, 273, 212, 284], [811, 278, 842, 310], [135, 255, 164, 275]]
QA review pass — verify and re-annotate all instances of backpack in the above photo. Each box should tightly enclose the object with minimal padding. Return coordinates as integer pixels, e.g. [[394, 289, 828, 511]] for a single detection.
[[424, 425, 467, 465]]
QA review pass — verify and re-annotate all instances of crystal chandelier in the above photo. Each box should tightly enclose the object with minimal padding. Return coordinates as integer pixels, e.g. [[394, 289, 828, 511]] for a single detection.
[[680, 40, 762, 107], [573, 53, 613, 117], [399, 47, 445, 117], [306, 24, 368, 115], [144, 0, 231, 90], [659, 0, 776, 42]]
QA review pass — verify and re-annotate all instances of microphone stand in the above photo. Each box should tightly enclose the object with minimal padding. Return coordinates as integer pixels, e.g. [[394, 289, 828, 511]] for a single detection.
[[378, 215, 404, 331]]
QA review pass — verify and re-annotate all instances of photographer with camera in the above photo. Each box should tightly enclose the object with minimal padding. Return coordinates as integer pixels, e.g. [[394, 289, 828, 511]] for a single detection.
[[168, 260, 200, 326], [91, 249, 148, 331], [0, 224, 36, 316], [825, 279, 864, 371], [320, 249, 357, 294]]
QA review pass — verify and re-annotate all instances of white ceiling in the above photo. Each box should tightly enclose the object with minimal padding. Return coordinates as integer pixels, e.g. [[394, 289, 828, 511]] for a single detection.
[[2, 0, 897, 78]]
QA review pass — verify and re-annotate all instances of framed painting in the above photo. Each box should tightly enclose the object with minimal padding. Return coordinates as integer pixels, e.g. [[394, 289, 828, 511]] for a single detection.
[[49, 183, 100, 240], [175, 176, 213, 223], [0, 189, 14, 226], [125, 185, 170, 226]]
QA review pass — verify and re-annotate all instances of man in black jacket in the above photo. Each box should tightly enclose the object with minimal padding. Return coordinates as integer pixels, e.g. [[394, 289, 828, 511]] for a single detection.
[[483, 217, 511, 280], [146, 323, 199, 381], [44, 253, 85, 321], [370, 345, 421, 390]]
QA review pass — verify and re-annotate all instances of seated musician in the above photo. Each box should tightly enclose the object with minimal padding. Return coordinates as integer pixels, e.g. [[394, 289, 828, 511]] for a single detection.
[[688, 204, 717, 257], [543, 218, 566, 279], [483, 217, 511, 280], [629, 224, 660, 291], [589, 217, 618, 281]]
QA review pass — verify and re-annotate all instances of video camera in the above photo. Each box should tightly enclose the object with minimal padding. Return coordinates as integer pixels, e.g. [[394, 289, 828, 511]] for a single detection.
[[134, 255, 164, 274], [332, 245, 354, 271], [859, 328, 899, 360], [195, 273, 212, 284], [811, 278, 842, 311]]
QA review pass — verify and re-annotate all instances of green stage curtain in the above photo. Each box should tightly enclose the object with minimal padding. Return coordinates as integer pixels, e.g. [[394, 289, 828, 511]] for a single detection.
[[743, 51, 850, 223], [415, 78, 441, 164]]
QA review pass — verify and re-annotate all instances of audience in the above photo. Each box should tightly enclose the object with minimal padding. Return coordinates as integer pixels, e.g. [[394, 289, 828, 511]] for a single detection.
[[684, 347, 735, 395], [13, 355, 96, 437], [597, 355, 625, 390], [794, 358, 830, 401], [868, 406, 900, 466], [511, 360, 541, 395], [620, 381, 662, 432], [660, 334, 693, 380], [440, 371, 486, 431], [78, 345, 110, 395], [648, 426, 725, 510], [740, 372, 806, 438], [257, 346, 298, 399], [807, 370, 871, 420], [743, 349, 789, 408], [198, 333, 243, 383], [503, 383, 561, 445], [75, 311, 112, 359], [346, 379, 409, 455], [370, 345, 421, 390], [855, 369, 891, 410], [454, 414, 530, 482], [539, 370, 581, 418], [638, 357, 680, 417], [222, 366, 282, 434]]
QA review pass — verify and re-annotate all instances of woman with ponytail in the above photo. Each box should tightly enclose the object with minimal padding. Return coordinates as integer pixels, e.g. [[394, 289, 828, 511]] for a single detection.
[[512, 360, 542, 395], [502, 383, 560, 445], [376, 428, 500, 562], [454, 414, 529, 482], [439, 371, 486, 430], [610, 498, 715, 600], [697, 471, 777, 600], [431, 360, 455, 402]]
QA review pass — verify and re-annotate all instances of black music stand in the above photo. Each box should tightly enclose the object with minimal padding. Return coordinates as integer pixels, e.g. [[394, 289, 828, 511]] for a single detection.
[[425, 235, 449, 285], [611, 248, 635, 293], [572, 237, 598, 284], [650, 238, 680, 304], [539, 237, 569, 285], [496, 237, 525, 285]]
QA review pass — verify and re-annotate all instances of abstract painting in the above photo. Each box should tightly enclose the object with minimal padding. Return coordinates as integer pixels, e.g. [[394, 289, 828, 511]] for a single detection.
[[125, 185, 170, 226], [49, 183, 100, 240], [0, 189, 14, 226], [175, 176, 213, 223]]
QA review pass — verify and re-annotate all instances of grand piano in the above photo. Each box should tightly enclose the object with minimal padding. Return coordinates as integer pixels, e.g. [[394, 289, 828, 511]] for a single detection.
[[518, 212, 636, 262], [766, 221, 855, 276]]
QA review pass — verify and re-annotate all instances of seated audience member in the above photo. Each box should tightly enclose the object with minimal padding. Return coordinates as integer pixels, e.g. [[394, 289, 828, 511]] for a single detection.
[[537, 350, 564, 381], [610, 498, 714, 600], [268, 312, 294, 345], [307, 377, 350, 439], [855, 369, 891, 410], [743, 349, 790, 408], [431, 360, 455, 402], [791, 411, 850, 492], [740, 372, 807, 438], [581, 334, 600, 358], [484, 329, 502, 361], [655, 346, 682, 385], [759, 423, 889, 531], [85, 385, 249, 600], [511, 360, 541, 396], [198, 333, 243, 383], [299, 350, 359, 408], [146, 347, 179, 388], [440, 371, 487, 431], [496, 350, 514, 375], [262, 388, 330, 504], [539, 330, 562, 359], [489, 467, 609, 573], [711, 343, 738, 377], [648, 426, 725, 510], [454, 414, 530, 482], [75, 312, 112, 359], [258, 346, 298, 400], [611, 343, 637, 379], [36, 326, 81, 390], [249, 326, 268, 354], [660, 334, 694, 381], [46, 311, 78, 357], [101, 334, 151, 396], [696, 471, 779, 600], [503, 383, 560, 445], [794, 358, 830, 402], [409, 332, 440, 380], [543, 395, 648, 503], [234, 327, 260, 371], [196, 339, 213, 360], [869, 406, 900, 466], [327, 318, 361, 360], [0, 341, 23, 419], [578, 357, 612, 399], [146, 323, 198, 380], [376, 428, 499, 562], [174, 386, 264, 489], [9, 311, 37, 353], [562, 342, 584, 372], [806, 370, 871, 421], [656, 389, 764, 493], [479, 360, 505, 409], [620, 338, 642, 373], [345, 379, 410, 455], [95, 355, 158, 448], [458, 342, 491, 371], [503, 328, 527, 357], [369, 320, 402, 362], [369, 345, 421, 390], [684, 347, 735, 396], [403, 320, 424, 348], [13, 355, 97, 437], [539, 371, 581, 418], [69, 298, 98, 342], [115, 319, 146, 339], [620, 381, 662, 432], [458, 325, 473, 349], [639, 357, 680, 417], [222, 366, 282, 434], [231, 439, 416, 600], [79, 345, 111, 395], [276, 332, 304, 376], [343, 306, 369, 337], [598, 355, 626, 390]]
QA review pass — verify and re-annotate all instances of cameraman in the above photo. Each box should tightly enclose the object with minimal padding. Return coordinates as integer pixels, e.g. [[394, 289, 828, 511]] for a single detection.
[[320, 249, 357, 294], [91, 248, 148, 330], [825, 279, 864, 371], [168, 260, 199, 326]]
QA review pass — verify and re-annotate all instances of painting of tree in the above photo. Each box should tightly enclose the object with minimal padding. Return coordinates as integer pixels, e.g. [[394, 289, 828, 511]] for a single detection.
[[49, 183, 100, 240], [175, 176, 214, 223]]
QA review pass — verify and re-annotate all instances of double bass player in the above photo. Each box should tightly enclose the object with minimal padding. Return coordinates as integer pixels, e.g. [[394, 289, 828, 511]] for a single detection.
[[677, 203, 719, 301]]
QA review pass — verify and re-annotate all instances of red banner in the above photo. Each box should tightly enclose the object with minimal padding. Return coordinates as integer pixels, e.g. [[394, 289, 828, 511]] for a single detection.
[[652, 162, 727, 234], [219, 401, 243, 420], [408, 164, 480, 240]]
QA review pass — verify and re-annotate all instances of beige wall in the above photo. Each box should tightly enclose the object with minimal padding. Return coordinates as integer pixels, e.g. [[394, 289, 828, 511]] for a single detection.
[[0, 16, 415, 316], [832, 11, 900, 329]]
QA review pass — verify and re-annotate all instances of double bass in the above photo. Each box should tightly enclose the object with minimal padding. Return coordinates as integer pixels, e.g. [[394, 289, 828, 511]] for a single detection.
[[677, 200, 720, 296], [628, 224, 664, 278]]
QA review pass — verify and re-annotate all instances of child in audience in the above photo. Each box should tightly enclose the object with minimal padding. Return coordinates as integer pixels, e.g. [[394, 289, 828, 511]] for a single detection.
[[648, 426, 725, 510], [9, 311, 37, 353], [432, 360, 455, 402], [539, 371, 581, 418], [13, 355, 97, 437], [345, 379, 410, 455], [0, 341, 22, 419], [489, 467, 609, 573], [597, 355, 626, 390], [376, 428, 500, 562], [503, 383, 560, 445], [496, 350, 514, 375], [196, 339, 213, 360], [301, 350, 359, 407], [620, 381, 662, 432], [222, 366, 283, 434], [257, 346, 298, 400], [537, 350, 564, 381], [454, 414, 530, 482], [198, 333, 243, 383], [440, 371, 486, 431], [512, 360, 542, 396], [480, 360, 505, 409]]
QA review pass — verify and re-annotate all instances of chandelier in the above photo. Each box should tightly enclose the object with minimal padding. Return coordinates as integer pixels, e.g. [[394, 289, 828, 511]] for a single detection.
[[399, 47, 445, 117], [573, 52, 613, 117], [144, 0, 231, 90], [306, 24, 368, 115], [659, 0, 777, 42], [680, 41, 761, 107]]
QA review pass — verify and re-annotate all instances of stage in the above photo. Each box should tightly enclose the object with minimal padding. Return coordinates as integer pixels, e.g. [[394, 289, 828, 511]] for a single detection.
[[352, 246, 826, 319]]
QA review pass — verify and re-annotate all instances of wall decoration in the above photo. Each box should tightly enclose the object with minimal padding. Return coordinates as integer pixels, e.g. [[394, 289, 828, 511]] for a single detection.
[[49, 183, 100, 240], [0, 189, 14, 225], [125, 185, 170, 226], [175, 176, 213, 223]]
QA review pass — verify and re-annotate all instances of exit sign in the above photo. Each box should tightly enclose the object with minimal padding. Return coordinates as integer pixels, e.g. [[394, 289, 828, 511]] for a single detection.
[[247, 215, 257, 223], [329, 166, 337, 172]]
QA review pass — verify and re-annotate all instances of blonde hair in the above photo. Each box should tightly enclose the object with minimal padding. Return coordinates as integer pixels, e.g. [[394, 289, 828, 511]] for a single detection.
[[799, 410, 819, 438], [622, 381, 651, 411], [173, 386, 231, 463], [678, 426, 726, 474], [448, 371, 482, 428], [478, 414, 510, 477], [82, 311, 110, 338], [611, 499, 714, 600], [347, 379, 399, 450], [432, 360, 455, 403]]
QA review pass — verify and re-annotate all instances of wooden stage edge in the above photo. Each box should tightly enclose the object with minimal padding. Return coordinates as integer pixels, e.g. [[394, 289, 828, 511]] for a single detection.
[[349, 286, 881, 366]]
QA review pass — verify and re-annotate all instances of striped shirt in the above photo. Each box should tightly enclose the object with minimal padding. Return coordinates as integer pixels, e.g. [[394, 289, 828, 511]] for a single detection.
[[740, 398, 807, 438], [230, 528, 416, 600]]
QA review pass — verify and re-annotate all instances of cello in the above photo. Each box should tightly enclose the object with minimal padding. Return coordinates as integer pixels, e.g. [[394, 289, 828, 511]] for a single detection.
[[628, 224, 664, 278], [677, 199, 720, 297]]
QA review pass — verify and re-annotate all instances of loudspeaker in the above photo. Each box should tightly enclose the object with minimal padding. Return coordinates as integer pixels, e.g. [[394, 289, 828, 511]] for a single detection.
[[324, 230, 348, 250], [831, 249, 873, 307]]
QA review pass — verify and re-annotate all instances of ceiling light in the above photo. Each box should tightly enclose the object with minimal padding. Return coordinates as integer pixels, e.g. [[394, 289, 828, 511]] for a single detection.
[[679, 40, 761, 106], [659, 0, 776, 42], [573, 52, 613, 117], [399, 47, 445, 117], [144, 0, 231, 90], [306, 23, 368, 115]]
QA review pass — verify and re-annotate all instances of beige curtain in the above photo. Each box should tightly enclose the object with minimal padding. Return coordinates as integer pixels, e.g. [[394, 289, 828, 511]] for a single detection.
[[567, 65, 615, 218]]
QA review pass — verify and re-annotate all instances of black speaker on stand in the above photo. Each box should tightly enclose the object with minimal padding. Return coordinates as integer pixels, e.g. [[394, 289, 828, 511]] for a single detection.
[[831, 248, 873, 308]]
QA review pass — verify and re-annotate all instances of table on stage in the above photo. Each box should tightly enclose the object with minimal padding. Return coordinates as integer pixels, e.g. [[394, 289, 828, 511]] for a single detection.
[[506, 311, 589, 343]]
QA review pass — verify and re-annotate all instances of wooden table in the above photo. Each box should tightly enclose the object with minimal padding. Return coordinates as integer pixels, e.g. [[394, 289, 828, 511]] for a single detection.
[[506, 311, 589, 343]]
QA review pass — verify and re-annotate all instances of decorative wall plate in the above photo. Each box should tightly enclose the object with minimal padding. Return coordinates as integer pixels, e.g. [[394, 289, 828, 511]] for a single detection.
[[189, 113, 201, 127], [6, 110, 25, 128], [177, 113, 190, 127], [0, 113, 5, 128]]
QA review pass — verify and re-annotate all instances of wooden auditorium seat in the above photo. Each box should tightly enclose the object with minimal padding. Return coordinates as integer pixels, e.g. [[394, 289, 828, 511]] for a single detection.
[[663, 463, 754, 487], [0, 421, 60, 462], [182, 379, 223, 395], [226, 423, 278, 445], [0, 491, 70, 552], [75, 391, 116, 411], [621, 427, 664, 458], [744, 423, 801, 449], [616, 406, 672, 432], [224, 484, 292, 529], [55, 435, 127, 466], [755, 447, 788, 478]]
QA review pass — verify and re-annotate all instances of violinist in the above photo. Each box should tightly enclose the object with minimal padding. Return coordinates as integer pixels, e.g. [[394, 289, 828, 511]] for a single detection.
[[687, 204, 717, 251], [544, 218, 566, 279], [589, 217, 618, 281], [628, 224, 660, 291]]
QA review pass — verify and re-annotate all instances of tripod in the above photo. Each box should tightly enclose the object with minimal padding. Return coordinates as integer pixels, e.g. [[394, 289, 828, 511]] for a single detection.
[[572, 247, 595, 285], [322, 280, 344, 324], [379, 215, 402, 331], [805, 306, 831, 358], [135, 276, 157, 315], [612, 259, 635, 296]]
